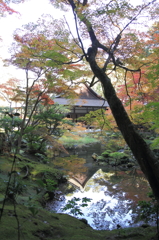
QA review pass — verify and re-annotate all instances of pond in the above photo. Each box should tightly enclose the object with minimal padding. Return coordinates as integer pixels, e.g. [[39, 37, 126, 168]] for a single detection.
[[47, 142, 155, 230]]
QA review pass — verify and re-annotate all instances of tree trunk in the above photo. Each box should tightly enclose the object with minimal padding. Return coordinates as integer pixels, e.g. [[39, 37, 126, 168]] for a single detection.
[[88, 56, 159, 200]]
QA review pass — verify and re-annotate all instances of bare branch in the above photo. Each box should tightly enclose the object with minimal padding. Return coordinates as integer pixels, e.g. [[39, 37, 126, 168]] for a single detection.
[[120, 0, 157, 35], [34, 52, 85, 65], [72, 6, 88, 60], [55, 39, 81, 58], [63, 15, 81, 48], [124, 70, 132, 110]]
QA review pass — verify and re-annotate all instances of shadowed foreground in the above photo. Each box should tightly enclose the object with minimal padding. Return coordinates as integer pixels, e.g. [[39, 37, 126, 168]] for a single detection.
[[0, 204, 157, 240]]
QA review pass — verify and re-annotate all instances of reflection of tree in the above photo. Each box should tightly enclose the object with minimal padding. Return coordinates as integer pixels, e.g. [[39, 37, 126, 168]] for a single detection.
[[53, 155, 88, 178], [88, 197, 135, 230], [84, 168, 149, 198], [54, 168, 150, 230], [106, 168, 150, 200], [106, 174, 123, 185], [90, 169, 150, 229]]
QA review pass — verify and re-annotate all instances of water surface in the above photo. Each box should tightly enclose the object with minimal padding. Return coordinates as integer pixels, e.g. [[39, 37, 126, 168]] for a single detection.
[[48, 143, 153, 230]]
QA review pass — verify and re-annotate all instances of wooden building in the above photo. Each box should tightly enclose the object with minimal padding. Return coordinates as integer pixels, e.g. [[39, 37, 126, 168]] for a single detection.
[[54, 84, 109, 122]]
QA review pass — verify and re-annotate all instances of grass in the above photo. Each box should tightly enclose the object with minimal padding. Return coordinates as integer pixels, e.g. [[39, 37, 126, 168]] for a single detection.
[[59, 134, 99, 147]]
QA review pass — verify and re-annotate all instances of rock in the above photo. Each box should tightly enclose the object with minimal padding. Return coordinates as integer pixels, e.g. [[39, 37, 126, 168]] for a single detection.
[[118, 149, 124, 153], [117, 224, 122, 229], [80, 218, 88, 225], [119, 157, 129, 164], [127, 162, 135, 168], [141, 223, 150, 228], [92, 153, 98, 161], [98, 161, 107, 166]]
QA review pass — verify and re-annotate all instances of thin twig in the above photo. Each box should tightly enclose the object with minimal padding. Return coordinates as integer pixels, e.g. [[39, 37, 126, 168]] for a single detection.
[[124, 70, 132, 110]]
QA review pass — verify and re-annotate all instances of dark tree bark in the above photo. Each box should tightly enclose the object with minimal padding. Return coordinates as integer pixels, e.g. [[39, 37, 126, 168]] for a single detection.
[[67, 0, 159, 200], [0, 133, 6, 153]]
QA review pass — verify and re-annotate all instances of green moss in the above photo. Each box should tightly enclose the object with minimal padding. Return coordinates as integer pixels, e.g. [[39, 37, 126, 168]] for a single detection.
[[0, 204, 157, 240], [97, 156, 106, 161], [101, 150, 112, 157], [0, 154, 158, 240], [109, 152, 128, 159]]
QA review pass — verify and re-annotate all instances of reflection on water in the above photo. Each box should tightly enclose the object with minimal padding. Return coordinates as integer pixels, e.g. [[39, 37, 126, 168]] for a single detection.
[[48, 169, 152, 230], [48, 143, 154, 230]]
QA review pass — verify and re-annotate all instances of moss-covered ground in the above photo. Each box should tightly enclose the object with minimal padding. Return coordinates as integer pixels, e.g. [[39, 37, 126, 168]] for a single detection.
[[0, 204, 158, 240], [0, 153, 158, 240]]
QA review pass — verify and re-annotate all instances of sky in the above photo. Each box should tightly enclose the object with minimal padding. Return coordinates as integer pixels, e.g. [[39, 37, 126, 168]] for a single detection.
[[0, 0, 67, 58], [0, 0, 144, 58], [0, 0, 150, 83], [0, 0, 73, 83]]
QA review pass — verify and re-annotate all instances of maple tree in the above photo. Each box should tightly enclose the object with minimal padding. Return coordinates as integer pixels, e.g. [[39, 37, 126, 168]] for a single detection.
[[116, 22, 159, 129], [0, 0, 18, 16], [132, 25, 159, 146], [2, 19, 87, 153], [46, 0, 159, 200], [0, 78, 21, 108]]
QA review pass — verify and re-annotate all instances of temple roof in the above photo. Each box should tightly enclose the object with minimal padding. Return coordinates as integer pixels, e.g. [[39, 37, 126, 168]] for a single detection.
[[54, 83, 109, 108]]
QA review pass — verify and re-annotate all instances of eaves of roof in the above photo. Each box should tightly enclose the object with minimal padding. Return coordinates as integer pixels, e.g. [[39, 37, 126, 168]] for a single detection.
[[54, 98, 109, 107]]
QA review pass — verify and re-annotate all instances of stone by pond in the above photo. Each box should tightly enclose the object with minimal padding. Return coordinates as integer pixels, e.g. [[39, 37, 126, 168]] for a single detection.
[[47, 143, 156, 230]]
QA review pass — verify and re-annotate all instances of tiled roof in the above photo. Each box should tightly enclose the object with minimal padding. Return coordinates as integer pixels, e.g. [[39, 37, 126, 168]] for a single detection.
[[54, 98, 108, 107], [54, 83, 109, 108]]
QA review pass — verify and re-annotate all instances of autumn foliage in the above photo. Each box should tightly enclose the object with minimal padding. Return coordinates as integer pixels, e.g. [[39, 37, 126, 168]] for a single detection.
[[0, 0, 18, 15], [114, 23, 159, 129]]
